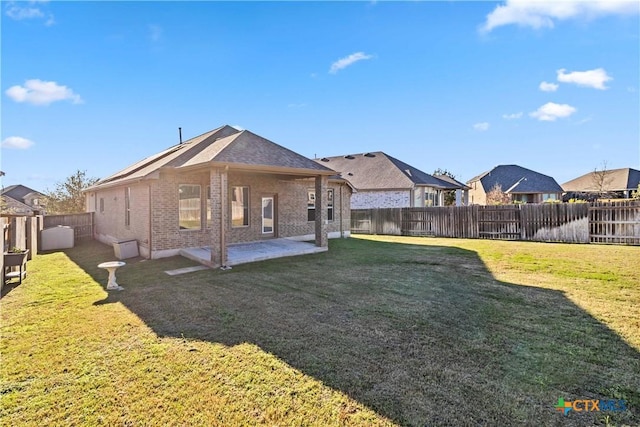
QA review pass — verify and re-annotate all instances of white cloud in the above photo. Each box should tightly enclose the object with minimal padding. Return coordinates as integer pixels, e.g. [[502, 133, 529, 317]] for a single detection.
[[5, 79, 83, 106], [480, 0, 639, 33], [1, 136, 35, 149], [502, 112, 523, 120], [539, 81, 558, 92], [556, 68, 612, 90], [329, 52, 373, 74], [5, 1, 54, 25], [473, 122, 490, 131], [530, 102, 576, 121]]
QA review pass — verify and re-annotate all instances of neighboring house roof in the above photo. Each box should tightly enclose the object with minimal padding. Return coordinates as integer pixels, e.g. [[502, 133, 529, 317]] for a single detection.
[[433, 174, 471, 190], [314, 152, 463, 191], [89, 125, 335, 190], [1, 184, 45, 205], [561, 168, 640, 192], [467, 165, 563, 194], [1, 195, 35, 216]]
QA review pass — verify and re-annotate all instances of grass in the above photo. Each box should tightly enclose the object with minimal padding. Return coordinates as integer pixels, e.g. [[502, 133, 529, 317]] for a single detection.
[[1, 235, 639, 426]]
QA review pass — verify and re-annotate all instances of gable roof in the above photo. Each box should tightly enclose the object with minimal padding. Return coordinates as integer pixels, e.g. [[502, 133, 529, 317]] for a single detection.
[[561, 168, 640, 192], [90, 125, 334, 190], [314, 152, 464, 191], [467, 165, 562, 194], [1, 184, 44, 204], [433, 174, 471, 190], [1, 195, 35, 216]]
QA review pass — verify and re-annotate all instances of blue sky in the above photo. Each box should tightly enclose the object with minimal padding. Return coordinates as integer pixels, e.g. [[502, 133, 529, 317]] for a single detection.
[[2, 1, 639, 192]]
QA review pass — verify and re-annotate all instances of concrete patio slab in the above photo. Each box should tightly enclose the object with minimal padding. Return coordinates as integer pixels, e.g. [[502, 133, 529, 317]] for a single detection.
[[180, 238, 327, 268], [165, 265, 210, 276]]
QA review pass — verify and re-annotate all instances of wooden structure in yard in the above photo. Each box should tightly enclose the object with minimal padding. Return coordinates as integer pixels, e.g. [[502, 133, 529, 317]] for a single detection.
[[589, 200, 640, 245], [352, 201, 640, 245], [43, 213, 94, 242]]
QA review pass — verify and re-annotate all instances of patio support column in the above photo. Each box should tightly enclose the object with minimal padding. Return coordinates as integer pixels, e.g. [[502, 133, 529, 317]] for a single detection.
[[315, 175, 328, 247], [209, 168, 228, 267]]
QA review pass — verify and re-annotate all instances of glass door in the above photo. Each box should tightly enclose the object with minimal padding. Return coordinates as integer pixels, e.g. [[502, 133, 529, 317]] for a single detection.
[[262, 197, 274, 234]]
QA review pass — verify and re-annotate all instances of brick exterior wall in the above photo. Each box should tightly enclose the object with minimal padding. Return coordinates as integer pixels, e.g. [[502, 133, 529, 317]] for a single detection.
[[91, 183, 151, 257], [151, 171, 213, 253], [226, 172, 349, 244], [467, 180, 487, 205], [351, 190, 411, 209], [89, 168, 351, 261]]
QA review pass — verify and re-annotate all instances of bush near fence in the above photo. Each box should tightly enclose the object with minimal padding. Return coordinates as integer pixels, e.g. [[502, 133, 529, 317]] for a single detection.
[[351, 201, 640, 245]]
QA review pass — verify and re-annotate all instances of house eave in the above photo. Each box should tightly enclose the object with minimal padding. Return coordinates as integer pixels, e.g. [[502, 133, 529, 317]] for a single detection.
[[170, 161, 336, 177], [84, 173, 158, 192]]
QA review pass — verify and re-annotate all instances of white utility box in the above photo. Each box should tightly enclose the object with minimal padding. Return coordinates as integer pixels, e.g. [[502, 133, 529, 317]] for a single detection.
[[41, 226, 75, 250], [113, 239, 139, 260]]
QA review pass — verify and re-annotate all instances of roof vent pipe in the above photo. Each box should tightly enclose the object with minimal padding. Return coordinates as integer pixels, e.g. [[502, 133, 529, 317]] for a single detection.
[[179, 127, 183, 144]]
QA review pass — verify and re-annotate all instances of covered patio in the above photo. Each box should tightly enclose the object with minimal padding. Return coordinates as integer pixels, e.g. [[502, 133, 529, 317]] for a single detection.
[[180, 238, 327, 268]]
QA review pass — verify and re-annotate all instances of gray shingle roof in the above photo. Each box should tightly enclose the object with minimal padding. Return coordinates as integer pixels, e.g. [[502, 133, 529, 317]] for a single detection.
[[562, 168, 640, 192], [91, 125, 333, 190], [1, 184, 44, 203], [314, 152, 464, 191], [468, 165, 562, 194]]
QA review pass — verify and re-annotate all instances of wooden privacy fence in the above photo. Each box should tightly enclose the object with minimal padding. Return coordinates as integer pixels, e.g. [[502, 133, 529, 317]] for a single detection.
[[589, 200, 640, 245], [43, 212, 94, 242], [352, 201, 640, 245]]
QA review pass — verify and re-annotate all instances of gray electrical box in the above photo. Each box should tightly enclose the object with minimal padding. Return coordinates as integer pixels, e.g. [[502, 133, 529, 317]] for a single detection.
[[113, 240, 139, 260]]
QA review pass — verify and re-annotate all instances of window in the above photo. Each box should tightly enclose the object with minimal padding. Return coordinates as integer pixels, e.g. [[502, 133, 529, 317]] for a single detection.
[[307, 190, 316, 221], [424, 187, 438, 207], [307, 190, 334, 221], [179, 184, 201, 229], [542, 193, 558, 202], [125, 187, 131, 227], [99, 198, 104, 213], [231, 186, 249, 227]]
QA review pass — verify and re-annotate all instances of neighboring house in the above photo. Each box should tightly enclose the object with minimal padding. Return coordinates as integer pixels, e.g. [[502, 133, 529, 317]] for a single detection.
[[1, 195, 35, 216], [562, 168, 640, 200], [314, 152, 468, 208], [85, 125, 351, 267], [1, 184, 46, 215], [467, 165, 563, 205]]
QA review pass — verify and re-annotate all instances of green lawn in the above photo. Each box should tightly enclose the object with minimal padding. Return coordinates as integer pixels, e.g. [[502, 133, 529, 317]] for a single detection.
[[1, 236, 639, 426]]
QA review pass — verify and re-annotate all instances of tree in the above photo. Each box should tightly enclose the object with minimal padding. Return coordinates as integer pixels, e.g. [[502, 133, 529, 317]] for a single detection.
[[486, 183, 511, 205], [433, 168, 457, 206], [632, 183, 640, 200], [45, 170, 99, 214], [591, 161, 614, 199]]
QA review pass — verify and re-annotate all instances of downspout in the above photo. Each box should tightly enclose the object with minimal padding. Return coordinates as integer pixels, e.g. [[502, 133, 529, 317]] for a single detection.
[[220, 166, 228, 267], [148, 183, 153, 259], [339, 184, 344, 238]]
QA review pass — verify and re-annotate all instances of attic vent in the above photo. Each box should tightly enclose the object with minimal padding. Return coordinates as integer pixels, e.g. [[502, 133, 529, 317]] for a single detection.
[[320, 157, 330, 162], [363, 153, 375, 157], [405, 169, 412, 177], [344, 155, 355, 159]]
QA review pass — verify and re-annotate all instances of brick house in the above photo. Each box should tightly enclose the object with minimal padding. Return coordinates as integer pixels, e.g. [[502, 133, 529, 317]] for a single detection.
[[314, 152, 468, 208], [1, 184, 46, 215], [85, 125, 351, 267], [466, 164, 563, 205]]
